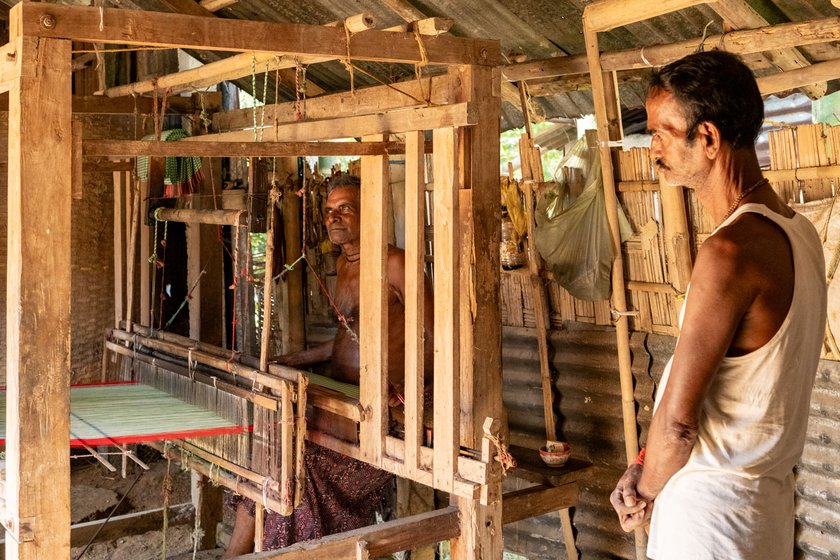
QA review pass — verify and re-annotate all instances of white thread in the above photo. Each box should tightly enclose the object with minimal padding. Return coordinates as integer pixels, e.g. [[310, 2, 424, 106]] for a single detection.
[[188, 348, 195, 381], [639, 46, 652, 67]]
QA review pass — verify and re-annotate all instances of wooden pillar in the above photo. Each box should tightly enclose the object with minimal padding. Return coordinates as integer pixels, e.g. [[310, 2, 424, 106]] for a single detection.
[[359, 135, 389, 465], [191, 472, 224, 549], [449, 64, 503, 560], [5, 31, 73, 559], [280, 157, 305, 353], [187, 92, 225, 346]]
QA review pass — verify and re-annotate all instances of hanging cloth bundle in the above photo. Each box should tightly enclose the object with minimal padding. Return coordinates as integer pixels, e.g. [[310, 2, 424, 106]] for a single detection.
[[135, 128, 203, 198], [535, 137, 633, 301]]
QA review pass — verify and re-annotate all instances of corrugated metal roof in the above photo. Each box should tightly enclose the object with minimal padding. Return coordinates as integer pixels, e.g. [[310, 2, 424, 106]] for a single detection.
[[114, 0, 840, 129]]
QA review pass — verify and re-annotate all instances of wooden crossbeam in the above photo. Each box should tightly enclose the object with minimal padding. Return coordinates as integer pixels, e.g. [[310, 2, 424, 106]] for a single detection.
[[17, 4, 499, 66], [501, 483, 579, 525], [83, 140, 412, 157], [193, 103, 476, 143], [711, 0, 825, 98], [502, 16, 840, 81], [213, 75, 450, 132], [583, 0, 705, 32], [155, 208, 244, 226], [757, 57, 840, 96], [0, 92, 197, 114], [238, 506, 460, 559], [102, 52, 303, 98]]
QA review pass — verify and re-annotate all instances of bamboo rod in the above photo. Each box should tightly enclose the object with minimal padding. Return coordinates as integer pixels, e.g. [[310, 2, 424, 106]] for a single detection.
[[658, 181, 693, 299], [279, 381, 294, 515], [757, 58, 840, 96], [503, 16, 840, 81], [583, 20, 645, 560], [109, 328, 297, 389], [764, 163, 840, 182], [294, 373, 308, 508], [125, 176, 140, 329], [155, 208, 245, 226]]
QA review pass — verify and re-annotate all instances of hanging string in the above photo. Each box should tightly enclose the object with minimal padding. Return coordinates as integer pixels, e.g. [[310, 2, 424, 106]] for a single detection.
[[274, 63, 281, 141], [305, 256, 359, 345], [252, 52, 259, 142], [413, 28, 431, 104], [342, 23, 356, 97], [165, 267, 208, 329], [343, 60, 431, 107], [260, 60, 270, 142], [161, 455, 174, 560]]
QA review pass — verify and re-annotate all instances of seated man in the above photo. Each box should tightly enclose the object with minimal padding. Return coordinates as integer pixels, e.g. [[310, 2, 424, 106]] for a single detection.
[[225, 173, 434, 556]]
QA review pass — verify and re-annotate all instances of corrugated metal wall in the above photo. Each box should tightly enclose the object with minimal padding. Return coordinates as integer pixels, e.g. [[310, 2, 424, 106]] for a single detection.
[[501, 324, 840, 560]]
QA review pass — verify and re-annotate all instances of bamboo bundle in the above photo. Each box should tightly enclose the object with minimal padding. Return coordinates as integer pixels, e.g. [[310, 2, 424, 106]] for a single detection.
[[796, 124, 833, 201], [768, 128, 800, 203]]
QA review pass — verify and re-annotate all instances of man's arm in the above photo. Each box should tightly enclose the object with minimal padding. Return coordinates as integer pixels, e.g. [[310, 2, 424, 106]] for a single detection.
[[270, 339, 333, 368], [637, 231, 755, 501]]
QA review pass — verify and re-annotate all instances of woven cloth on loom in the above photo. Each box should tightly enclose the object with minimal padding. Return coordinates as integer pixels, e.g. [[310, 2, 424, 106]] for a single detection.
[[0, 383, 243, 447], [306, 372, 360, 400]]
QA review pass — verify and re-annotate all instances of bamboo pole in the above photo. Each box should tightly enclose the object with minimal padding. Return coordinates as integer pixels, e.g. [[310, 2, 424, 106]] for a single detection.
[[294, 373, 308, 507], [582, 10, 645, 558], [259, 186, 279, 372], [125, 175, 140, 328], [155, 207, 246, 226], [763, 163, 840, 182], [757, 58, 840, 96]]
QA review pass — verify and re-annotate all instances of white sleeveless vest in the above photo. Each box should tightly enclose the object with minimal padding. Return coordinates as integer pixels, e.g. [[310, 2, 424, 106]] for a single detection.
[[647, 204, 827, 560]]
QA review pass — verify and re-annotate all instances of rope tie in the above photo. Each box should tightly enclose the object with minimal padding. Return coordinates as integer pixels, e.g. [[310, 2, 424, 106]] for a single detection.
[[611, 308, 640, 322], [696, 19, 715, 53], [639, 46, 652, 68], [487, 432, 517, 474], [342, 23, 356, 97], [261, 476, 277, 512], [98, 6, 104, 31], [413, 28, 431, 105]]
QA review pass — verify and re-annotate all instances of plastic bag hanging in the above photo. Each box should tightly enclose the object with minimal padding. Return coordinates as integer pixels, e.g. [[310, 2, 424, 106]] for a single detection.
[[535, 140, 632, 301]]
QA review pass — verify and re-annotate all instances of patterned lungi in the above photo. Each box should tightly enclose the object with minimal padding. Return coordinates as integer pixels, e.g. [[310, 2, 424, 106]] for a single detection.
[[227, 442, 394, 550]]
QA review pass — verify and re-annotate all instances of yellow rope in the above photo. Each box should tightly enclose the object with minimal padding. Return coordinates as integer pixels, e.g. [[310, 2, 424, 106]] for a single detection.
[[342, 23, 356, 97]]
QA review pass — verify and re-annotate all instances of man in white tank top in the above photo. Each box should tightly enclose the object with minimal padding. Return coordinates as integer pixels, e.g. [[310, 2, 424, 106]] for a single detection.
[[609, 51, 827, 559]]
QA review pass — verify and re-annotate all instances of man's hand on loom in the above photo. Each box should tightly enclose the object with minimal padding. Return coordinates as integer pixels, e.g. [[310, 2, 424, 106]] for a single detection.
[[610, 464, 650, 532]]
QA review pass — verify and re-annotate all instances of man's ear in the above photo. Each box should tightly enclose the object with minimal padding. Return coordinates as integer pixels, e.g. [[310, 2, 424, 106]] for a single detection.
[[695, 121, 721, 159]]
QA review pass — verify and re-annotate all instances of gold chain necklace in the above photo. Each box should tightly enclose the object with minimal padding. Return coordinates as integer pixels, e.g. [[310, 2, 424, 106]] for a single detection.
[[721, 177, 769, 223]]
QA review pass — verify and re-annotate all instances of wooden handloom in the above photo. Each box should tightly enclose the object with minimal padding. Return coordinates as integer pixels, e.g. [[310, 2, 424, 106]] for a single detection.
[[0, 4, 506, 558]]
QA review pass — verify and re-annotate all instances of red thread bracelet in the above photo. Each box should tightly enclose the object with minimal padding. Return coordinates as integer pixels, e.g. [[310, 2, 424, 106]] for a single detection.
[[631, 447, 646, 466]]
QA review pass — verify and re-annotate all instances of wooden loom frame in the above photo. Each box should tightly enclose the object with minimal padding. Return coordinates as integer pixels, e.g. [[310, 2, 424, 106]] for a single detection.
[[0, 3, 506, 559]]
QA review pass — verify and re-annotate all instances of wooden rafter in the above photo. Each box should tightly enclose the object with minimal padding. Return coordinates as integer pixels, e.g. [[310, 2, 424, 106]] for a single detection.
[[711, 0, 826, 98], [18, 4, 499, 66], [83, 139, 416, 157], [503, 16, 840, 82]]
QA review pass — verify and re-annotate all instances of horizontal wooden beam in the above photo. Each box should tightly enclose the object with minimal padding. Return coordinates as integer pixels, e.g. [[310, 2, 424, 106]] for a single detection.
[[525, 70, 644, 97], [502, 483, 579, 525], [239, 506, 460, 559], [583, 0, 707, 32], [503, 16, 840, 81], [0, 93, 196, 114], [757, 58, 840, 96], [17, 4, 499, 66], [764, 163, 840, 182], [213, 74, 450, 132], [0, 38, 22, 94], [69, 503, 193, 548], [712, 0, 825, 99], [155, 208, 244, 226], [195, 102, 475, 143], [102, 52, 298, 98], [84, 139, 413, 158]]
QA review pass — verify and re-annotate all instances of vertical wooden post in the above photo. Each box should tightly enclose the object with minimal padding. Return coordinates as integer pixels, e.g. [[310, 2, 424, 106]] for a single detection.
[[404, 130, 426, 473], [114, 165, 126, 329], [359, 134, 389, 465], [280, 157, 305, 353], [659, 183, 692, 301], [191, 472, 224, 550], [449, 64, 503, 560], [432, 127, 460, 494], [583, 20, 645, 560], [5, 30, 73, 559]]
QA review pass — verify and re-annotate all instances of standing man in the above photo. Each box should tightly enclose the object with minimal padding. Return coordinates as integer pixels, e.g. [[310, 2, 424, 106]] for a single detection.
[[610, 51, 826, 559], [225, 174, 434, 556]]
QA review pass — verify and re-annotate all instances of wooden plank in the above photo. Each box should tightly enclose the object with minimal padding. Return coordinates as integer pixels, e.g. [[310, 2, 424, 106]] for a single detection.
[[194, 103, 477, 144], [757, 58, 840, 96], [358, 134, 389, 466], [403, 129, 425, 474], [72, 118, 83, 199], [501, 483, 579, 525], [113, 165, 126, 328], [191, 474, 224, 550], [213, 75, 451, 131], [432, 127, 460, 493], [19, 4, 500, 66], [380, 0, 426, 22], [84, 139, 411, 157], [503, 16, 840, 81], [70, 503, 194, 547], [155, 207, 245, 226], [199, 0, 239, 12], [583, 0, 708, 32], [237, 506, 461, 560], [279, 381, 295, 515], [712, 0, 825, 98], [5, 35, 73, 558], [103, 51, 297, 98]]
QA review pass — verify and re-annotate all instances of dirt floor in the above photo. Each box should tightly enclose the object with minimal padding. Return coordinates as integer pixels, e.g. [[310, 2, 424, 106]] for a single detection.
[[69, 446, 225, 560]]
